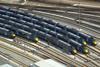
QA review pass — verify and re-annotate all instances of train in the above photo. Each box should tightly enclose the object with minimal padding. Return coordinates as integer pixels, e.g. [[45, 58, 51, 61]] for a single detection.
[[0, 6, 96, 55], [0, 10, 87, 47], [0, 15, 89, 54]]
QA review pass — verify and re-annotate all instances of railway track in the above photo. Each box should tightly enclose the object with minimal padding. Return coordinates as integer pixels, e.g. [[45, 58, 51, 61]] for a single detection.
[[0, 40, 41, 66], [79, 45, 100, 66], [3, 37, 96, 67], [87, 45, 100, 56], [76, 54, 100, 67], [0, 2, 100, 11], [26, 5, 100, 22], [30, 7, 100, 18], [0, 45, 39, 63], [15, 37, 87, 67], [0, 37, 76, 67], [37, 41, 100, 67], [95, 46, 100, 51], [87, 53, 100, 63], [0, 51, 27, 67], [18, 37, 100, 67], [0, 37, 48, 59]]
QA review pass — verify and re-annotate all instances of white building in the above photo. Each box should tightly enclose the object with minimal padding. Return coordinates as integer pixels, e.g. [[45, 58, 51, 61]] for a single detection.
[[30, 59, 67, 67], [0, 64, 13, 67]]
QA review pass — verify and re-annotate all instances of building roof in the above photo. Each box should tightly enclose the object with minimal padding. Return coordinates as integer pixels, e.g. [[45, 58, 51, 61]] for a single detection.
[[35, 59, 66, 67], [0, 64, 13, 67]]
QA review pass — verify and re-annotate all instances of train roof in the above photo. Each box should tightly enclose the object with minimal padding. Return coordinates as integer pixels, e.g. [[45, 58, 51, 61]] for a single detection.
[[0, 9, 6, 13], [0, 64, 13, 67], [0, 27, 9, 31], [60, 39, 71, 46], [18, 29, 31, 35], [70, 39, 82, 46], [79, 32, 92, 38], [68, 32, 81, 39]]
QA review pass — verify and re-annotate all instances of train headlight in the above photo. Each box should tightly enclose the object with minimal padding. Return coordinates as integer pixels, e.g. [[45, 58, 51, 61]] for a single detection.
[[12, 34, 16, 37], [72, 49, 77, 55], [34, 37, 39, 43], [83, 41, 87, 46], [83, 47, 89, 54], [93, 41, 97, 46]]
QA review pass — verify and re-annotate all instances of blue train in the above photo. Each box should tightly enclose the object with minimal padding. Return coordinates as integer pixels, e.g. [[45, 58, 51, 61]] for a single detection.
[[0, 13, 89, 54], [0, 17, 87, 53], [0, 16, 88, 54], [10, 8, 95, 46], [0, 10, 87, 47], [0, 6, 95, 55]]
